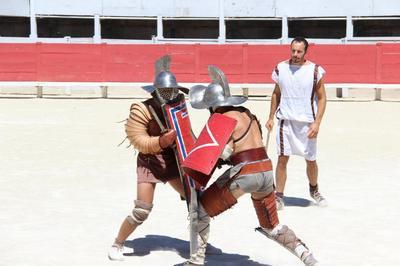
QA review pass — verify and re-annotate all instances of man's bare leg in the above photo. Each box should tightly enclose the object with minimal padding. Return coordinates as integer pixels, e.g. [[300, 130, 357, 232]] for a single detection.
[[115, 183, 155, 244], [275, 155, 290, 192], [275, 155, 289, 209], [306, 159, 318, 187], [109, 183, 156, 260], [306, 160, 327, 206], [168, 178, 186, 199]]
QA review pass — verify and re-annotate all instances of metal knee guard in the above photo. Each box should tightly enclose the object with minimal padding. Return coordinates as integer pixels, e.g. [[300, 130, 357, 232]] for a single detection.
[[126, 200, 153, 225], [252, 192, 279, 229]]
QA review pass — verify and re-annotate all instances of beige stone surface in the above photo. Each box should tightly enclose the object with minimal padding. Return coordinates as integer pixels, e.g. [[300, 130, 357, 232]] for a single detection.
[[1, 98, 399, 266]]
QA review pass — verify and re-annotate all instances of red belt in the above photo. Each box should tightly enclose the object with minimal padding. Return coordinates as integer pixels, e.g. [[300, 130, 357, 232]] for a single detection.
[[231, 147, 268, 165], [238, 160, 273, 175]]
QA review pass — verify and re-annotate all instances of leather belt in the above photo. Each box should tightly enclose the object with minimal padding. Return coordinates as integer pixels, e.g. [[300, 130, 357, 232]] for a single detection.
[[238, 160, 273, 175], [231, 147, 268, 165]]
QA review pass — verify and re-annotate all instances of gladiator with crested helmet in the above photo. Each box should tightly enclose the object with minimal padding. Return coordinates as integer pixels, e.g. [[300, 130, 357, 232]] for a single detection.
[[184, 66, 319, 266], [109, 55, 210, 266]]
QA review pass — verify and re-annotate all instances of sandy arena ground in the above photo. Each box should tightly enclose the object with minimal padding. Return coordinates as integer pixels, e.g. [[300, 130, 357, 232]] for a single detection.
[[1, 97, 399, 266]]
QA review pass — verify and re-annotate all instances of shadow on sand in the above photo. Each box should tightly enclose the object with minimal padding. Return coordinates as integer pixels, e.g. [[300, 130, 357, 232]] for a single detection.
[[124, 234, 271, 266], [283, 196, 314, 208]]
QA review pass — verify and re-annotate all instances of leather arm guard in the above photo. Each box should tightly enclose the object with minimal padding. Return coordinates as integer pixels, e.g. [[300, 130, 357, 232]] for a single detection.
[[125, 103, 162, 154]]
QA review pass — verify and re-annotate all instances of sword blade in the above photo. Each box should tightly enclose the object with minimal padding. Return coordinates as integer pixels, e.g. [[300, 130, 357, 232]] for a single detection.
[[265, 131, 271, 152], [148, 105, 167, 133]]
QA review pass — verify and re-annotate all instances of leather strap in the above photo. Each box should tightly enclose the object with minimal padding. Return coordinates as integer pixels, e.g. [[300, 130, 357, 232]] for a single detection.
[[238, 160, 273, 176], [311, 64, 319, 120], [231, 147, 268, 165]]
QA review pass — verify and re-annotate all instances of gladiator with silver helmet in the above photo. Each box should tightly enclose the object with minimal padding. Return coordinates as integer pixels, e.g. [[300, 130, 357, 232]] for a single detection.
[[189, 65, 247, 110], [110, 55, 210, 266], [142, 55, 187, 104], [186, 66, 319, 266]]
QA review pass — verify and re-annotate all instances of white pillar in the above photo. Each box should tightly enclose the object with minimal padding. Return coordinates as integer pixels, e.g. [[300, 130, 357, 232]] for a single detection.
[[345, 15, 353, 42], [36, 85, 43, 98], [29, 0, 37, 39], [281, 15, 288, 44], [101, 85, 108, 98], [93, 14, 101, 43], [336, 87, 349, 98], [375, 88, 382, 101], [157, 15, 163, 40], [218, 0, 225, 43]]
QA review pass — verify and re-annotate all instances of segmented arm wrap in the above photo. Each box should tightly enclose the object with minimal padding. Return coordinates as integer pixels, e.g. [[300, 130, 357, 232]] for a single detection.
[[125, 102, 162, 154]]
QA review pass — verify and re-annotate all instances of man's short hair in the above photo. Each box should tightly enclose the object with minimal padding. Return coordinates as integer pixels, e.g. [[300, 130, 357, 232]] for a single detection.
[[291, 37, 309, 52]]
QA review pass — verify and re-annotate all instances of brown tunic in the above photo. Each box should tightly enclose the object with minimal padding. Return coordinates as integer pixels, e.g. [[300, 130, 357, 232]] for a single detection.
[[126, 98, 179, 183]]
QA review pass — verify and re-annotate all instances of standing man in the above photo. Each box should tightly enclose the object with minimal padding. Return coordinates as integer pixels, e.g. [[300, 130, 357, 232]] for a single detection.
[[265, 37, 327, 210]]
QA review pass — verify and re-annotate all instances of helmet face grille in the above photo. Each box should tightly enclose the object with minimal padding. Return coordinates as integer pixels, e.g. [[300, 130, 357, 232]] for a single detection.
[[157, 87, 179, 101]]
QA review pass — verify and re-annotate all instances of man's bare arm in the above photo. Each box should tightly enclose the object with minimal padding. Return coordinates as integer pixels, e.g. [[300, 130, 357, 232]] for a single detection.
[[265, 84, 281, 131], [308, 78, 327, 138]]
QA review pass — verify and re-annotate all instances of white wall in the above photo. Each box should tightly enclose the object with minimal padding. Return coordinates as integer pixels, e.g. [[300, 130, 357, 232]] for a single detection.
[[102, 0, 219, 17], [372, 0, 400, 16], [1, 0, 399, 17], [224, 0, 276, 17], [0, 0, 29, 16], [275, 0, 400, 17], [32, 0, 219, 17], [34, 0, 102, 16]]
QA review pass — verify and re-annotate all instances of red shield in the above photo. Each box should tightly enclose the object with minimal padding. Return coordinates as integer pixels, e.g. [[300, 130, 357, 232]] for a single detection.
[[182, 113, 237, 186], [162, 95, 201, 192]]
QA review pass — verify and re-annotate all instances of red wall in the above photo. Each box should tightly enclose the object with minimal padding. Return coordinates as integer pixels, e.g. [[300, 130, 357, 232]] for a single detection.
[[0, 43, 399, 84]]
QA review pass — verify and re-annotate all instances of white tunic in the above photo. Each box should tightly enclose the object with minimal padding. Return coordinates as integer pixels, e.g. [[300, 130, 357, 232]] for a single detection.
[[276, 119, 318, 161], [271, 60, 326, 160], [271, 60, 326, 123]]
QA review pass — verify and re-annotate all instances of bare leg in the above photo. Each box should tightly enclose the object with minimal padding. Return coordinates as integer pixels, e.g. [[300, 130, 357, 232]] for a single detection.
[[114, 182, 156, 246], [275, 155, 290, 193], [306, 159, 327, 206], [168, 177, 186, 199], [306, 159, 318, 187]]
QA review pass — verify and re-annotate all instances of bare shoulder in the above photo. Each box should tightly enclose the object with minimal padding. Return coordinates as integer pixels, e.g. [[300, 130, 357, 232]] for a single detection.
[[221, 110, 239, 118]]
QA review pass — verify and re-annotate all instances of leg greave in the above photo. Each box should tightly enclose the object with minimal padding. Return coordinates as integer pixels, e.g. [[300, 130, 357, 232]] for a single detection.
[[256, 225, 318, 266], [200, 182, 237, 217], [252, 192, 279, 229]]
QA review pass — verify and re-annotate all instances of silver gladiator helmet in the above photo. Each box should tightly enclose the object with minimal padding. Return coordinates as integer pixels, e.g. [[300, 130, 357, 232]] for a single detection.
[[142, 55, 185, 102], [189, 65, 247, 109]]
